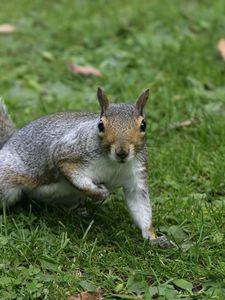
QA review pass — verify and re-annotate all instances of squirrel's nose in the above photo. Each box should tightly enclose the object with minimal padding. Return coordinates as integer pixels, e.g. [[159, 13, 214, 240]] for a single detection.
[[116, 149, 129, 160]]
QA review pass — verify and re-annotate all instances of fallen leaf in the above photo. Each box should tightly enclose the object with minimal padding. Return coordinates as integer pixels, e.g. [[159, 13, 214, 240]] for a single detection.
[[68, 63, 102, 77], [41, 51, 54, 61], [79, 280, 97, 292], [172, 278, 193, 293], [218, 38, 225, 61], [0, 24, 16, 34], [161, 119, 198, 135], [68, 288, 104, 300], [167, 225, 188, 243]]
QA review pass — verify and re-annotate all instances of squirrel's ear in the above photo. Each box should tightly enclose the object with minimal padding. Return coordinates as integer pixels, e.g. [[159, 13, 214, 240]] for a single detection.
[[135, 89, 150, 116], [97, 87, 109, 116]]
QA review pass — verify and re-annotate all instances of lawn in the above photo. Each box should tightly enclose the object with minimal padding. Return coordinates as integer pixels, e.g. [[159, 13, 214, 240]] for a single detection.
[[0, 0, 225, 299]]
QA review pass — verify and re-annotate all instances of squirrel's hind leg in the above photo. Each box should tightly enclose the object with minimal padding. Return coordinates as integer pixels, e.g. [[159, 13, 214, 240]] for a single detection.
[[0, 151, 24, 207], [30, 182, 89, 216], [29, 180, 87, 207], [0, 185, 22, 207]]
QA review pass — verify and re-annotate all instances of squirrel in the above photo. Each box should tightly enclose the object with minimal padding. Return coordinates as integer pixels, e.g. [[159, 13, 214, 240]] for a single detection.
[[0, 88, 172, 248]]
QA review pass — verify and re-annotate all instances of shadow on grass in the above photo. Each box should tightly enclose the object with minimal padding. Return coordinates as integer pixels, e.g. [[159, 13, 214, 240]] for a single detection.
[[2, 194, 137, 245]]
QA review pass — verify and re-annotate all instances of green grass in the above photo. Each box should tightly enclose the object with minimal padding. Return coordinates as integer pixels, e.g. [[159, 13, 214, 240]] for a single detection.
[[0, 0, 225, 299]]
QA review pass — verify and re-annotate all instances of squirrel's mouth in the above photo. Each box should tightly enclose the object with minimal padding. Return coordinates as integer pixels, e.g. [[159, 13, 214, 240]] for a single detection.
[[108, 145, 134, 163], [108, 152, 128, 163]]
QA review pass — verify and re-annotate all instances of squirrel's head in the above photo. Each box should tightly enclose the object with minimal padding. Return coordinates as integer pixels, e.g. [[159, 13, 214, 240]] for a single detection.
[[97, 87, 149, 163]]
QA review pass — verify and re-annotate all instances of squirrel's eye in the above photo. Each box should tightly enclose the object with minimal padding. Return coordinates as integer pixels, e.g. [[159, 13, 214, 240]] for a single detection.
[[98, 120, 104, 132], [140, 120, 146, 132]]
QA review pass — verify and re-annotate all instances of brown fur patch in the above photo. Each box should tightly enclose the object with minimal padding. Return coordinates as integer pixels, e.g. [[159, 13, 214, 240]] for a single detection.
[[0, 168, 58, 188], [98, 116, 115, 144], [128, 116, 146, 147], [149, 225, 157, 240], [59, 161, 88, 192], [60, 162, 96, 196], [60, 162, 77, 177]]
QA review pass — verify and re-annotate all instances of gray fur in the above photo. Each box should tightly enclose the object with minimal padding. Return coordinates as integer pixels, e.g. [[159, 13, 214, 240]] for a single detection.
[[4, 112, 100, 173], [0, 100, 15, 148]]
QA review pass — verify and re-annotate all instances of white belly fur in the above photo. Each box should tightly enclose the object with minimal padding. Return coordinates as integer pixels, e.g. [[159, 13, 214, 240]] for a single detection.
[[30, 157, 142, 205], [85, 156, 140, 191]]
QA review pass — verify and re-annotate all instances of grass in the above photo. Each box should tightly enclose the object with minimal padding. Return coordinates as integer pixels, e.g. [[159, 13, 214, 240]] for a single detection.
[[0, 0, 225, 299]]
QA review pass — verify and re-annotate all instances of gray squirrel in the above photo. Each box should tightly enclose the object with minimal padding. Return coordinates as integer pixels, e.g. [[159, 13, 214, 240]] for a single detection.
[[0, 88, 172, 248]]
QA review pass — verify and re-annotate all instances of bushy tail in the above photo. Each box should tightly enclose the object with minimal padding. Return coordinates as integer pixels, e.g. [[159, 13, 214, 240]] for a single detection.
[[0, 99, 16, 148]]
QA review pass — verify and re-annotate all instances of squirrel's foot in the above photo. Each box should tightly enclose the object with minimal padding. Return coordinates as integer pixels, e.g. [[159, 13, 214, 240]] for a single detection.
[[149, 235, 175, 249], [77, 206, 89, 217], [144, 225, 175, 249]]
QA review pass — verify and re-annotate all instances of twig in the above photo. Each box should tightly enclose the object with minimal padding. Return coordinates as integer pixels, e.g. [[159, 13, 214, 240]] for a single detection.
[[161, 118, 198, 135]]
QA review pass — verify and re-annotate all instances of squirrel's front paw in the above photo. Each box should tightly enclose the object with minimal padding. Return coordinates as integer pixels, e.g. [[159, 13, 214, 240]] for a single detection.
[[91, 183, 109, 200]]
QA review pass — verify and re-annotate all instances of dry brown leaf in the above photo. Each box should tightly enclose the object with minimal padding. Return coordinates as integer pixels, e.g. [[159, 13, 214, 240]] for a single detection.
[[218, 39, 225, 61], [69, 63, 102, 77], [0, 24, 16, 34], [68, 288, 104, 300], [161, 118, 198, 135]]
